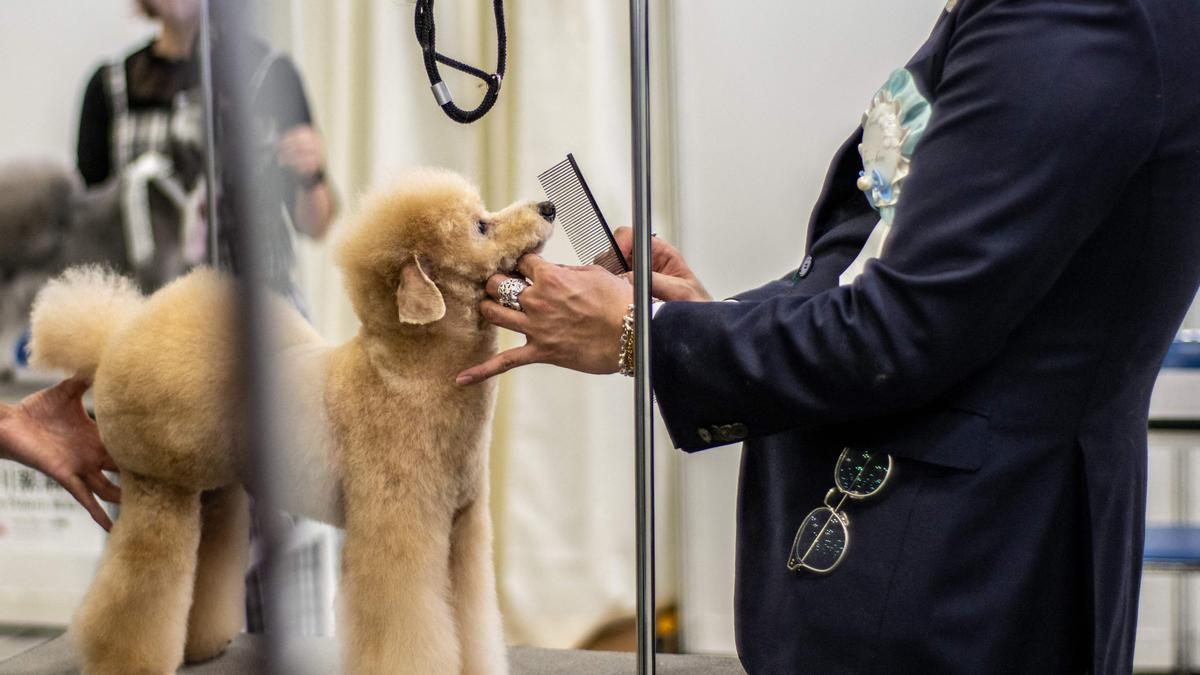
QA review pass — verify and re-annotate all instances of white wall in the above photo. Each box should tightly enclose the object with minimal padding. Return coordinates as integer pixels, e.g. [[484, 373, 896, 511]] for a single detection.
[[669, 2, 945, 300], [0, 2, 155, 166]]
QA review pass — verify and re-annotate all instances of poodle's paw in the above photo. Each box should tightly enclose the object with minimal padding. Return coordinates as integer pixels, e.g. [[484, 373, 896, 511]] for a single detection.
[[183, 634, 234, 664], [72, 629, 179, 675], [76, 648, 178, 675]]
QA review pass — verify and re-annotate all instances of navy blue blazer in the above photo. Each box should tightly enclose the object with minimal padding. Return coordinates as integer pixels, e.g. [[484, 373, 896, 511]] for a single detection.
[[651, 1, 1200, 672]]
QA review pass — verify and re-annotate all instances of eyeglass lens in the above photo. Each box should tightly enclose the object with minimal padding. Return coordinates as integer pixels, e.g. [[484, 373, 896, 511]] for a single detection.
[[836, 449, 890, 497], [790, 506, 847, 573]]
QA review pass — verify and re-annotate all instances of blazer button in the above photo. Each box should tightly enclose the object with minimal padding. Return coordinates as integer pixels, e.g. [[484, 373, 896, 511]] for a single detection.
[[713, 423, 748, 442], [798, 256, 813, 279], [705, 422, 744, 439], [698, 428, 712, 443]]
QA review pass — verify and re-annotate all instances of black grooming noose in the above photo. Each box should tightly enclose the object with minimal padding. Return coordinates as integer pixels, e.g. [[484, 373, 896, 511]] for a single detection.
[[414, 0, 507, 124]]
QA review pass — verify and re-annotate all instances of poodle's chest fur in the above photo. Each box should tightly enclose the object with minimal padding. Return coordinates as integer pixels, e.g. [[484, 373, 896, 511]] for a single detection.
[[318, 336, 496, 518]]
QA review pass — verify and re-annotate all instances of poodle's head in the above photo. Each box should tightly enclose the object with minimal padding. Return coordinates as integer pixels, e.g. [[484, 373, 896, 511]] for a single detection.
[[336, 169, 554, 335]]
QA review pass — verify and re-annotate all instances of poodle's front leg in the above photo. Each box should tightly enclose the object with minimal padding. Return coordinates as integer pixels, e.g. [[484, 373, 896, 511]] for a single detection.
[[450, 497, 507, 675], [341, 494, 459, 675], [71, 474, 201, 675]]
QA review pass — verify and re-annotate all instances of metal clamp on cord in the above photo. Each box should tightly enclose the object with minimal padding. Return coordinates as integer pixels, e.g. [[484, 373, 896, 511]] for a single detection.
[[431, 81, 452, 106], [414, 0, 506, 124]]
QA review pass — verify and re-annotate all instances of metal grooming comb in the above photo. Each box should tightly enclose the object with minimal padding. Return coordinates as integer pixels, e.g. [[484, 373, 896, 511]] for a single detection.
[[537, 154, 630, 275]]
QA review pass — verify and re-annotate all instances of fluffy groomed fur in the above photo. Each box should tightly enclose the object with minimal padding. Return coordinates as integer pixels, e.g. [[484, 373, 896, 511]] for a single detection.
[[29, 266, 143, 380], [29, 168, 553, 675]]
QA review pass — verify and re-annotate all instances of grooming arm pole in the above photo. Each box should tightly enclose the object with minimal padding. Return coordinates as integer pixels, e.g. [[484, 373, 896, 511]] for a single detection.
[[198, 0, 220, 267], [629, 0, 656, 673]]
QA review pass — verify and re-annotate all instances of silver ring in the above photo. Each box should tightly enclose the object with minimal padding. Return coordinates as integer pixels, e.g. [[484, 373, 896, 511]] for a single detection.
[[497, 277, 530, 311]]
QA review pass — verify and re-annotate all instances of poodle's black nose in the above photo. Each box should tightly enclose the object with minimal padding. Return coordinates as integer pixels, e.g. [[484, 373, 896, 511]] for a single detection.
[[537, 201, 556, 221]]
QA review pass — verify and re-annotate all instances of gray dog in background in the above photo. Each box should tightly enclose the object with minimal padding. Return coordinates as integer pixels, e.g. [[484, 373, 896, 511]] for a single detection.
[[0, 157, 198, 377]]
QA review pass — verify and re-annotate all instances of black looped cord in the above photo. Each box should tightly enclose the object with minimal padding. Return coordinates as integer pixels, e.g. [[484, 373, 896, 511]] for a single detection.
[[414, 0, 506, 124]]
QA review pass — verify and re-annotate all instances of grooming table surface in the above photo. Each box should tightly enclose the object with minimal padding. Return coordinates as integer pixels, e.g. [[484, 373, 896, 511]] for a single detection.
[[0, 635, 746, 674]]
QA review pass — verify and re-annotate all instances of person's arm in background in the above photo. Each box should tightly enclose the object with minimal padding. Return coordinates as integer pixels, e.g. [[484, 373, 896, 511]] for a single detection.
[[650, 0, 1163, 449], [77, 66, 113, 186], [0, 378, 120, 530], [263, 56, 336, 239], [277, 124, 335, 239]]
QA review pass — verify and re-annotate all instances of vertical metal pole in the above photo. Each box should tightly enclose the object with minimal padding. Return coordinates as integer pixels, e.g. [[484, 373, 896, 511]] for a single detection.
[[207, 2, 283, 672], [630, 0, 656, 673], [197, 0, 221, 267]]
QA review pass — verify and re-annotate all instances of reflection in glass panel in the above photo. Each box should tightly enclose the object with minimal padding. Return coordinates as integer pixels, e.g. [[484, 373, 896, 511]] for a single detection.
[[0, 0, 197, 640]]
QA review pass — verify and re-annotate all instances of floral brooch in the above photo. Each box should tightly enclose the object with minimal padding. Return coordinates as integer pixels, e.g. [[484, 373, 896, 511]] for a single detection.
[[855, 68, 932, 225], [839, 68, 933, 286]]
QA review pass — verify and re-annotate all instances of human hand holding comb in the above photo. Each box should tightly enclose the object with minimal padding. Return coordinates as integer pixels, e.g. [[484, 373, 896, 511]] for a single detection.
[[611, 226, 712, 302], [456, 153, 711, 384], [537, 152, 708, 300]]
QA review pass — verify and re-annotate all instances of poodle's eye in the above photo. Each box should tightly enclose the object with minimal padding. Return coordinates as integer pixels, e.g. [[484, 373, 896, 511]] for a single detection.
[[477, 220, 489, 235]]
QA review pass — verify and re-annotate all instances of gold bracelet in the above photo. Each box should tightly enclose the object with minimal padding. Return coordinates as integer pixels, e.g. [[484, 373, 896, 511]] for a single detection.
[[618, 304, 636, 377]]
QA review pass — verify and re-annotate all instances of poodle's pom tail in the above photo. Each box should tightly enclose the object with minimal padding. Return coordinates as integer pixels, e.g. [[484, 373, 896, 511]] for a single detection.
[[29, 266, 144, 379]]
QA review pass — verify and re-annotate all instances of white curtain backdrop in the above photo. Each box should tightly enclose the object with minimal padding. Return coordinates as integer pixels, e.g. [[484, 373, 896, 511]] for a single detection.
[[263, 0, 678, 649]]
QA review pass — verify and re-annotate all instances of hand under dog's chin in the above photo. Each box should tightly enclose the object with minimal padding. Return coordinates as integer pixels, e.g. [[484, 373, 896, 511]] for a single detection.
[[499, 241, 548, 275]]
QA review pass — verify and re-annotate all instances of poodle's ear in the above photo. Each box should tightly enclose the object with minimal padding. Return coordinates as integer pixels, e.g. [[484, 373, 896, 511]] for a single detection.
[[396, 254, 445, 325]]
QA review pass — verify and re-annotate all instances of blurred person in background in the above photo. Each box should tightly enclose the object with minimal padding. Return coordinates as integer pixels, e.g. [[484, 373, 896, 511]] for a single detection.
[[75, 0, 335, 296]]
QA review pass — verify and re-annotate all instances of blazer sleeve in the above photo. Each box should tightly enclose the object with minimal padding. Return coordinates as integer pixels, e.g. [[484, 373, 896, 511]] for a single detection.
[[651, 0, 1164, 451]]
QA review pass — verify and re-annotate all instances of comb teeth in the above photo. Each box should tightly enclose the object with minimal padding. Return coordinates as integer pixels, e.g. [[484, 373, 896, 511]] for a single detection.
[[537, 154, 630, 275]]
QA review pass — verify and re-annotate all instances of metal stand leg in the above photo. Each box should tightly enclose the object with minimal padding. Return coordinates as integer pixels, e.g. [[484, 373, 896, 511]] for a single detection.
[[1177, 447, 1193, 674], [1178, 572, 1191, 675]]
